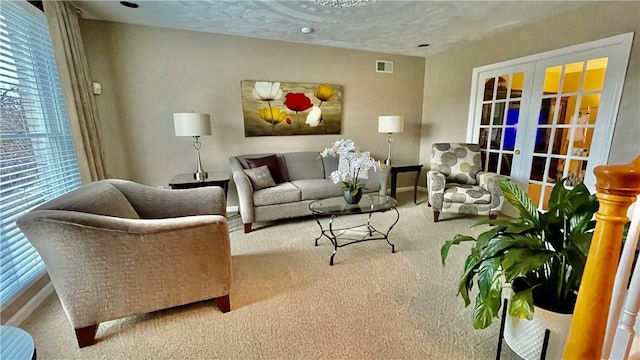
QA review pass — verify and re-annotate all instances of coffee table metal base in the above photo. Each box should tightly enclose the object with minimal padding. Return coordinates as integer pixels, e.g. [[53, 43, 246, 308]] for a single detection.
[[312, 209, 399, 265]]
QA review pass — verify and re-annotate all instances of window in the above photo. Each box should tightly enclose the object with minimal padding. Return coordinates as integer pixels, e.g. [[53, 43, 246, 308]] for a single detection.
[[1, 0, 81, 307]]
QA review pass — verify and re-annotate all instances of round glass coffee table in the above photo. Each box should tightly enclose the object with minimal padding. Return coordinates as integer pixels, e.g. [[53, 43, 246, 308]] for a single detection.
[[309, 194, 399, 265]]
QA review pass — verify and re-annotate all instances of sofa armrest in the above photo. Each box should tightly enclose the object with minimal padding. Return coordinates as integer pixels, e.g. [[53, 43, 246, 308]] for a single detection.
[[108, 179, 226, 218], [369, 164, 390, 196], [229, 157, 255, 224], [477, 172, 508, 212], [427, 170, 446, 211]]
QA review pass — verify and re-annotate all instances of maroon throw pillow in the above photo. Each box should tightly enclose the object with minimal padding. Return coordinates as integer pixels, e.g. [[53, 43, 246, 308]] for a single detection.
[[245, 155, 284, 183]]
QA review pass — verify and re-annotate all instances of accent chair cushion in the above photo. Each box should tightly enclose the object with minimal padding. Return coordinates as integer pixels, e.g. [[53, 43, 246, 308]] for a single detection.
[[245, 154, 284, 183], [432, 143, 482, 185], [244, 165, 277, 191]]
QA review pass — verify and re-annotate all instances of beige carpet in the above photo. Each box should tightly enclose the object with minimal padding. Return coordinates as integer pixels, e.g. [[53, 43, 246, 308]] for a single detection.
[[21, 192, 519, 359]]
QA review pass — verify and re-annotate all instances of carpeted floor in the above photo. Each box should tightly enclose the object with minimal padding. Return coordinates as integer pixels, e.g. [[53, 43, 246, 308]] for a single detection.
[[20, 191, 520, 359]]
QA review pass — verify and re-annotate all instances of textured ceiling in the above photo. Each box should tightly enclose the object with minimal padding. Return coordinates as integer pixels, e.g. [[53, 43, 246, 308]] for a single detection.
[[73, 0, 590, 57]]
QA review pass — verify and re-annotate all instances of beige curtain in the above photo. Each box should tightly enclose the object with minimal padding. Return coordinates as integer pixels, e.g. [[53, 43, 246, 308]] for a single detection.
[[43, 1, 107, 182]]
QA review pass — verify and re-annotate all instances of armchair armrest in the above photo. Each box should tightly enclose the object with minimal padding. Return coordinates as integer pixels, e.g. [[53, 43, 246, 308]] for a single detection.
[[16, 210, 231, 328], [477, 172, 508, 212], [108, 179, 226, 218], [427, 170, 446, 211], [229, 157, 255, 224]]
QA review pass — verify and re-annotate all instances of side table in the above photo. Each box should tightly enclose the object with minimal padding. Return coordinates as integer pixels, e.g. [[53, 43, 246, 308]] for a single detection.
[[168, 172, 230, 197], [389, 162, 424, 204], [0, 325, 36, 360]]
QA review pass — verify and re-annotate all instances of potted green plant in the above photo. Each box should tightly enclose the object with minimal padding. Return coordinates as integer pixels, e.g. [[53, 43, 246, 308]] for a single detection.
[[440, 178, 598, 358]]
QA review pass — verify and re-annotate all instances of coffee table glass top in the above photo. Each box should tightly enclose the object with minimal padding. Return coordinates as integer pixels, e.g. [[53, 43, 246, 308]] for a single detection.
[[309, 195, 398, 216]]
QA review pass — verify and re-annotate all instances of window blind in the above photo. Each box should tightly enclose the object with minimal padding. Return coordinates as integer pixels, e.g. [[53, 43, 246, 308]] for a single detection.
[[1, 0, 81, 306]]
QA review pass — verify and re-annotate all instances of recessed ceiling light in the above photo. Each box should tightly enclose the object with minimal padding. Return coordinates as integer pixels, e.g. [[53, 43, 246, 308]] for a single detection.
[[120, 1, 139, 8], [300, 27, 314, 34], [418, 44, 430, 48]]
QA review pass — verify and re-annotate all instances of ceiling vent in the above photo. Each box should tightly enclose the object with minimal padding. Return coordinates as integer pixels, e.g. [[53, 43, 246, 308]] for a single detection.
[[376, 60, 393, 73]]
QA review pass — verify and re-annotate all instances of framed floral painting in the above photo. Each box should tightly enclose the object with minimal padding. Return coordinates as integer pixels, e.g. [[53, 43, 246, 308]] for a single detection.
[[241, 80, 342, 136]]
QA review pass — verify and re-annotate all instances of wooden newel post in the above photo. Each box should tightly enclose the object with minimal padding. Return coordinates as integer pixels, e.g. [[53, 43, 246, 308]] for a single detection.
[[563, 156, 640, 359]]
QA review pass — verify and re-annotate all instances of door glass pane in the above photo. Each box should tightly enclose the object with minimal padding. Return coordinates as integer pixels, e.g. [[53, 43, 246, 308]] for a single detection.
[[484, 77, 495, 101], [562, 61, 585, 93], [543, 66, 562, 93], [488, 152, 499, 173], [551, 128, 570, 155], [490, 128, 502, 149], [533, 128, 550, 154], [479, 128, 489, 150], [510, 72, 525, 99], [539, 99, 554, 125], [497, 75, 509, 100], [530, 156, 547, 181], [493, 102, 505, 125], [540, 185, 554, 211], [584, 58, 608, 91], [481, 104, 491, 125], [500, 154, 513, 176]]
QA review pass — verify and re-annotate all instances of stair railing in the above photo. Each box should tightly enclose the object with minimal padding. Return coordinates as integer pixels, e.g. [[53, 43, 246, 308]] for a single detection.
[[563, 156, 640, 359]]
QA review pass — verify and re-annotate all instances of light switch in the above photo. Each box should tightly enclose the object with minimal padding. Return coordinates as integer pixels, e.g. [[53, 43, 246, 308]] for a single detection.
[[92, 82, 102, 95]]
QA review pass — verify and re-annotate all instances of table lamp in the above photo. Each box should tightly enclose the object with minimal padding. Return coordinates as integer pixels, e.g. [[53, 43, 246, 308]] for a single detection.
[[173, 112, 211, 181], [378, 115, 404, 166]]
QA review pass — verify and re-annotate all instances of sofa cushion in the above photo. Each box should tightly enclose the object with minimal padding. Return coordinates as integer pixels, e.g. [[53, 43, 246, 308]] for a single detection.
[[245, 154, 285, 183], [291, 179, 343, 200], [253, 182, 301, 206], [244, 165, 276, 191], [443, 184, 491, 204], [283, 152, 325, 181]]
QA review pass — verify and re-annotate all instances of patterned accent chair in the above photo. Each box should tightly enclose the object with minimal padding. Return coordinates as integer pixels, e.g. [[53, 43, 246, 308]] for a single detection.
[[427, 143, 507, 222]]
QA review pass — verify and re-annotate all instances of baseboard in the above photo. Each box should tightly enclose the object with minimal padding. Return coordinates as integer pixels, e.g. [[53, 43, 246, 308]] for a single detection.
[[394, 186, 428, 194], [226, 205, 238, 214], [5, 281, 54, 327]]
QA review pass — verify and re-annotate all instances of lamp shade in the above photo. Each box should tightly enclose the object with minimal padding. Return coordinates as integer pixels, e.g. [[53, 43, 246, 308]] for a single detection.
[[173, 113, 212, 136], [378, 115, 404, 133]]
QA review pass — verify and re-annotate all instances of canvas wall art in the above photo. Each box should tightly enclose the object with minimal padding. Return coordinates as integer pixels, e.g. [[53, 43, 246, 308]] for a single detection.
[[241, 80, 342, 137]]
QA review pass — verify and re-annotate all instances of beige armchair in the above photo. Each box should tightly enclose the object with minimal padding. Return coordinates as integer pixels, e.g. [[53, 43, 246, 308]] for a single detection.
[[16, 179, 232, 348]]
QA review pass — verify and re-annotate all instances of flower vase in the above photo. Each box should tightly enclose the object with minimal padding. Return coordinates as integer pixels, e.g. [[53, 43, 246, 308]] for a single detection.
[[343, 189, 363, 204]]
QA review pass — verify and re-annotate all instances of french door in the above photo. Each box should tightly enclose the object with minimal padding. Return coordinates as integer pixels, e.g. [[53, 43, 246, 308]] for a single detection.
[[467, 33, 633, 210]]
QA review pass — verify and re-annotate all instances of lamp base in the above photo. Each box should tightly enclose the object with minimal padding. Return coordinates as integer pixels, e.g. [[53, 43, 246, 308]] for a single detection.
[[194, 171, 208, 182], [385, 158, 392, 166]]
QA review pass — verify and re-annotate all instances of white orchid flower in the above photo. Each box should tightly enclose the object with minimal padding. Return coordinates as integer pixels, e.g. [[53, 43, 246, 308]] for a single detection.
[[253, 81, 282, 101], [306, 106, 322, 127]]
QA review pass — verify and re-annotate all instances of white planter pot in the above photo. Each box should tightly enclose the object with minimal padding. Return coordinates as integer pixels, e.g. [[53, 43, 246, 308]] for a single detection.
[[504, 305, 573, 360]]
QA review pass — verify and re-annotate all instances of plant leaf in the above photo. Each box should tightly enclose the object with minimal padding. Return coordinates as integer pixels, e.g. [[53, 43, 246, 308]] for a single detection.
[[478, 258, 500, 298], [502, 248, 554, 282], [567, 232, 593, 258], [475, 228, 500, 253], [440, 234, 476, 266], [473, 284, 502, 329], [479, 234, 543, 259], [564, 245, 587, 290], [458, 253, 480, 306], [508, 288, 535, 320], [499, 180, 540, 226]]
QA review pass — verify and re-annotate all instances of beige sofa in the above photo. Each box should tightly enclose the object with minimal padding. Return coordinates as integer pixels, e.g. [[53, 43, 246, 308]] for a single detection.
[[229, 151, 389, 232], [16, 179, 232, 347]]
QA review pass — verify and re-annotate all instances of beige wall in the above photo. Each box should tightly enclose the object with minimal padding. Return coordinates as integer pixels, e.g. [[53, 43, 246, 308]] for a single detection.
[[420, 1, 640, 169], [79, 21, 425, 206]]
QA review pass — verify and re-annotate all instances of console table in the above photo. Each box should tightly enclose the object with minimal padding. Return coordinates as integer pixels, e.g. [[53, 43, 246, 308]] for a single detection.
[[309, 195, 399, 266], [389, 162, 423, 204]]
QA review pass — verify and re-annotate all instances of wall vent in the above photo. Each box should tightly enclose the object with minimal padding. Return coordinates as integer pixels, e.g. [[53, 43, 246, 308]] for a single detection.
[[376, 60, 393, 73]]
